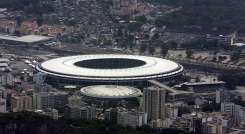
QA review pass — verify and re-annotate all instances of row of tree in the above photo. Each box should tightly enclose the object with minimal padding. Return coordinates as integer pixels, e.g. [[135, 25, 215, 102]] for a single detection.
[[0, 111, 192, 134], [218, 71, 245, 88]]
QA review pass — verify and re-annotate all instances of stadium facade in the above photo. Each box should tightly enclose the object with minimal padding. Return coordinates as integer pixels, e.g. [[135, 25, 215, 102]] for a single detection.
[[36, 54, 184, 88]]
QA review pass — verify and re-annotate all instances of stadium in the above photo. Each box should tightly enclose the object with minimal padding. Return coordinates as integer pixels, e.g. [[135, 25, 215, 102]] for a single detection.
[[79, 85, 142, 107], [36, 54, 184, 88]]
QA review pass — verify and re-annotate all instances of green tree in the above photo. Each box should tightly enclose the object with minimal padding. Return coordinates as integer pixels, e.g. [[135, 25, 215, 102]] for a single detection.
[[16, 16, 23, 27], [231, 50, 241, 61], [160, 45, 169, 57], [201, 102, 220, 112], [37, 14, 43, 27], [102, 39, 113, 46], [186, 49, 194, 58], [169, 41, 178, 49], [218, 71, 245, 88], [135, 15, 147, 24], [127, 22, 142, 32], [148, 46, 155, 55], [139, 44, 147, 54], [151, 33, 160, 40]]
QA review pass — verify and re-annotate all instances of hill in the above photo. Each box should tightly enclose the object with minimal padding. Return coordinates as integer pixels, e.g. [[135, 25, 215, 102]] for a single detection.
[[151, 0, 245, 33]]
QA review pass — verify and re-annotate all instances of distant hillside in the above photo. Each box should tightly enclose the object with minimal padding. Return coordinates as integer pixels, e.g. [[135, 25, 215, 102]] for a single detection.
[[150, 0, 245, 33], [0, 0, 54, 14]]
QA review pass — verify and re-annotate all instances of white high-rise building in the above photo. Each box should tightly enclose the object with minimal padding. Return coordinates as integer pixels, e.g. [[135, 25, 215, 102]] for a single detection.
[[66, 106, 96, 120], [117, 110, 147, 128], [166, 103, 178, 119], [142, 86, 166, 121], [33, 91, 68, 111], [216, 88, 228, 104], [0, 87, 7, 98], [11, 95, 32, 112], [0, 98, 6, 113], [221, 102, 245, 126]]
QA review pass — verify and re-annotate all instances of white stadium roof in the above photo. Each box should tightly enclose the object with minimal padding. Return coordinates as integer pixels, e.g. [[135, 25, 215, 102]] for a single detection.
[[80, 85, 142, 99], [0, 34, 53, 43], [37, 54, 183, 81]]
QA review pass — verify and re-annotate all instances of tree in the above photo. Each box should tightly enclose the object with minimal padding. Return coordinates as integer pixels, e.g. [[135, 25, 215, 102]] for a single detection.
[[37, 15, 43, 27], [135, 15, 147, 24], [218, 56, 226, 62], [169, 41, 178, 49], [218, 71, 245, 88], [160, 45, 169, 57], [0, 111, 192, 134], [178, 106, 191, 116], [231, 50, 241, 61], [145, 0, 179, 5], [102, 39, 112, 46], [65, 18, 77, 26], [186, 49, 194, 58], [14, 30, 21, 36], [212, 57, 217, 62], [201, 102, 220, 112], [127, 22, 142, 32], [16, 16, 23, 27], [195, 76, 201, 82], [116, 27, 123, 37], [233, 96, 245, 107], [151, 0, 245, 33], [151, 33, 160, 40], [139, 44, 147, 54], [148, 46, 155, 55]]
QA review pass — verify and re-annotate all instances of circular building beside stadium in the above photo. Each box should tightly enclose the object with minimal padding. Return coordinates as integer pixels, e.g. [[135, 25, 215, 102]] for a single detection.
[[36, 54, 183, 87], [79, 85, 142, 108]]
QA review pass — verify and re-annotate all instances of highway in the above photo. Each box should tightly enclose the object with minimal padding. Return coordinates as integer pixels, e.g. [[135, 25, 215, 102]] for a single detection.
[[148, 80, 188, 93]]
